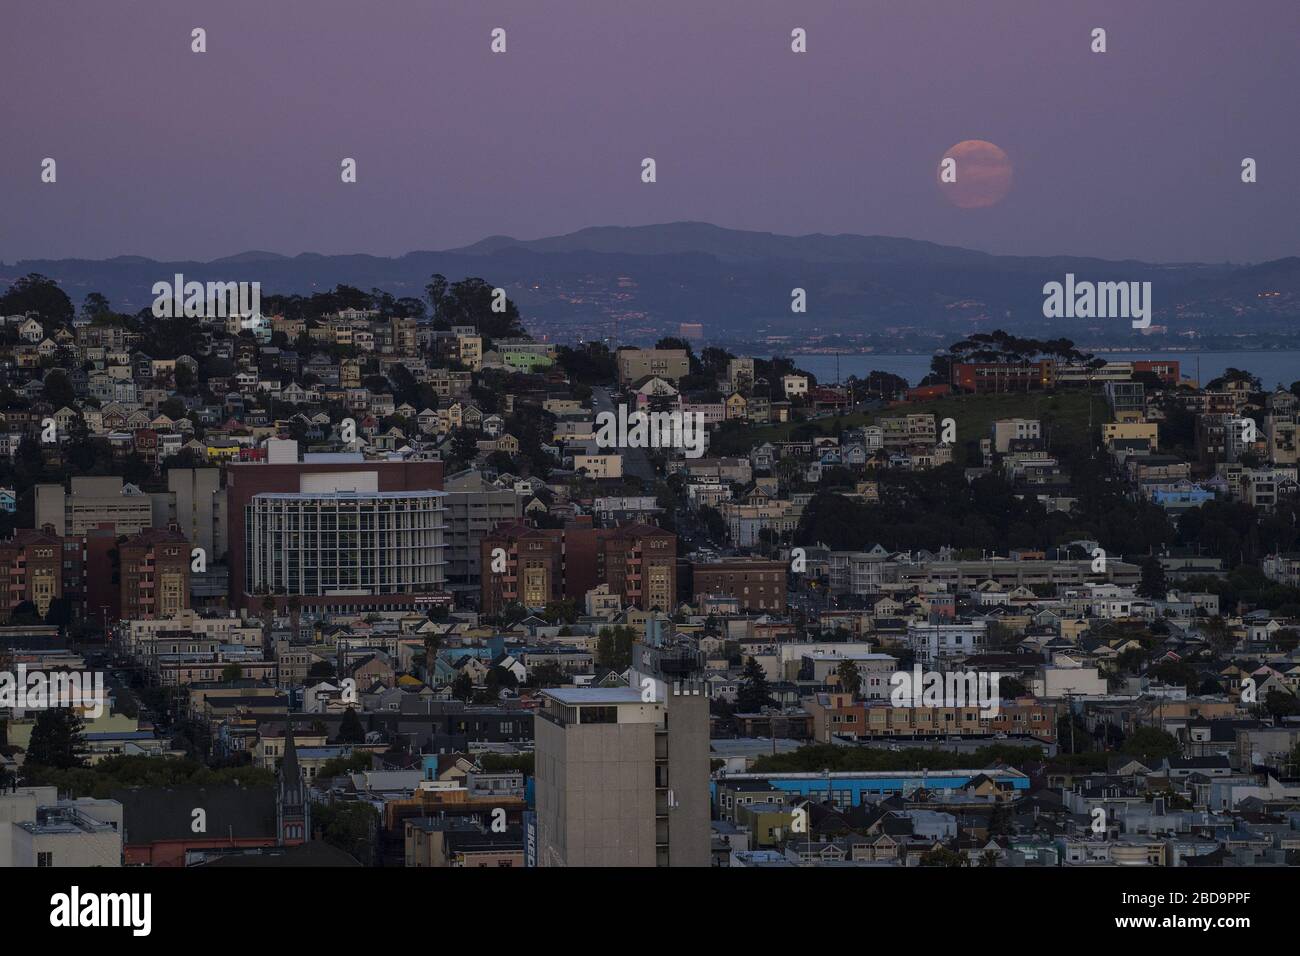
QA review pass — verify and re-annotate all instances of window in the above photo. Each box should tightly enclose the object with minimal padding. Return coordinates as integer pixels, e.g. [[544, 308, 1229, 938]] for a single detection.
[[37, 852, 53, 867]]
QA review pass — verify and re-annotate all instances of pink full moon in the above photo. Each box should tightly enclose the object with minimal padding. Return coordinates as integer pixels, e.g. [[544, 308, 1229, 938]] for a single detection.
[[937, 140, 1013, 208]]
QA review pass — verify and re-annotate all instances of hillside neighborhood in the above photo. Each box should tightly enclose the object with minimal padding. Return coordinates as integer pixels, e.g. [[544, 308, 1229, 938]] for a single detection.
[[2, 275, 1300, 869]]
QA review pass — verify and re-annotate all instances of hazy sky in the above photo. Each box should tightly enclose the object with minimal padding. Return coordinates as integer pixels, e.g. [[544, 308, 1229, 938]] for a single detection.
[[4, 0, 1298, 263]]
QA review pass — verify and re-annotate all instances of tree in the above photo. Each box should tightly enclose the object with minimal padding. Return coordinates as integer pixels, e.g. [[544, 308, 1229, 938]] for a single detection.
[[0, 273, 74, 324], [259, 592, 276, 654], [496, 601, 529, 628], [1136, 554, 1167, 599], [451, 427, 482, 463], [422, 630, 444, 679], [1115, 646, 1149, 674], [543, 599, 578, 625], [861, 370, 909, 401], [697, 505, 728, 543], [555, 342, 618, 385], [43, 597, 73, 633], [425, 274, 527, 341], [220, 663, 243, 682], [483, 666, 519, 700], [528, 661, 569, 688], [451, 672, 474, 702], [988, 801, 1012, 836], [596, 626, 636, 671], [24, 709, 86, 771], [8, 600, 43, 627], [1273, 628, 1300, 653], [1056, 712, 1093, 755], [919, 846, 966, 867], [14, 436, 45, 489], [997, 676, 1027, 698], [1200, 615, 1236, 657], [737, 656, 773, 712], [311, 800, 379, 865], [1261, 689, 1300, 720], [81, 291, 112, 321], [42, 369, 76, 407], [1123, 726, 1180, 765], [836, 660, 862, 697], [315, 750, 374, 778], [1148, 660, 1199, 695], [478, 752, 534, 775], [336, 706, 366, 744]]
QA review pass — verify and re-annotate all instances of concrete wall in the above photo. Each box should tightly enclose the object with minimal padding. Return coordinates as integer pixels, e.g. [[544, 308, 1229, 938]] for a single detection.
[[536, 716, 657, 867], [665, 687, 711, 867]]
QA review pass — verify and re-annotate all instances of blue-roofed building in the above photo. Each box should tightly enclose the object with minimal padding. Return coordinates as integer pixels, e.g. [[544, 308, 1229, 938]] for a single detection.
[[1150, 484, 1215, 512], [712, 767, 1030, 809]]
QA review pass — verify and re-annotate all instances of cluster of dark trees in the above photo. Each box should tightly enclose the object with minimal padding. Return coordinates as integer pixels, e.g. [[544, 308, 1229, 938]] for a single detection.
[[0, 273, 77, 323], [797, 463, 1173, 558], [796, 443, 1300, 594], [919, 331, 1099, 387]]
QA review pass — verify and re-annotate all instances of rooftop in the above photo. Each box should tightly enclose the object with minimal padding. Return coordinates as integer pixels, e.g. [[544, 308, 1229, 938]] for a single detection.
[[252, 490, 446, 500], [542, 687, 647, 706]]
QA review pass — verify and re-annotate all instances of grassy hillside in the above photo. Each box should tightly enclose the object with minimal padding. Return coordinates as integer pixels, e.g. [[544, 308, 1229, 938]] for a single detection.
[[713, 390, 1107, 465]]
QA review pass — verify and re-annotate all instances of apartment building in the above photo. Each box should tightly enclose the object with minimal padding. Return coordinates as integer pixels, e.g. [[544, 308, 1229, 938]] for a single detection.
[[35, 476, 161, 536], [119, 527, 192, 621], [441, 469, 521, 597], [690, 558, 787, 612], [805, 694, 1057, 743], [0, 528, 63, 619], [535, 678, 708, 866], [480, 521, 676, 614], [906, 621, 988, 665], [616, 348, 690, 386], [991, 418, 1042, 453]]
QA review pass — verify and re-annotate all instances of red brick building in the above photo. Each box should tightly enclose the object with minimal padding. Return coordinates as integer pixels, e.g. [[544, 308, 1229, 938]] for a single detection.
[[480, 519, 676, 614], [0, 528, 64, 620], [690, 558, 788, 612], [119, 527, 192, 621], [951, 360, 1055, 394], [1132, 359, 1180, 387], [0, 523, 163, 627]]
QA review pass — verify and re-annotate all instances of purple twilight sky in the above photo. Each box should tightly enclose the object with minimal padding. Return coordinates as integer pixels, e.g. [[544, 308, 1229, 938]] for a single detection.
[[3, 0, 1298, 264]]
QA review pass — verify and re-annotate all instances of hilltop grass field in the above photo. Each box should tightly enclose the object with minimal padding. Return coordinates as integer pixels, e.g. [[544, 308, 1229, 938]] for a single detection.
[[714, 389, 1107, 465]]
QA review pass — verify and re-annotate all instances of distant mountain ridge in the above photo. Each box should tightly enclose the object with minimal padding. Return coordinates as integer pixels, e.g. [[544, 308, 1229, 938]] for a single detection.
[[3, 222, 1296, 337]]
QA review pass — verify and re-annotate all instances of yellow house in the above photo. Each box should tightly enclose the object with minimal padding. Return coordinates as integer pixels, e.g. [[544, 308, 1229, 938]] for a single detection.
[[206, 442, 241, 461], [736, 803, 798, 847], [1103, 421, 1159, 447]]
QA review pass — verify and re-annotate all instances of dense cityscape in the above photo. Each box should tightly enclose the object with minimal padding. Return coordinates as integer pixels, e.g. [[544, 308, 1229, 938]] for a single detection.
[[1, 272, 1298, 877], [8, 0, 1298, 938]]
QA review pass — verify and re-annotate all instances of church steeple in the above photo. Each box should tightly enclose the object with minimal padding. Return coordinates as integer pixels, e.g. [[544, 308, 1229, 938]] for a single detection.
[[276, 723, 309, 845]]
